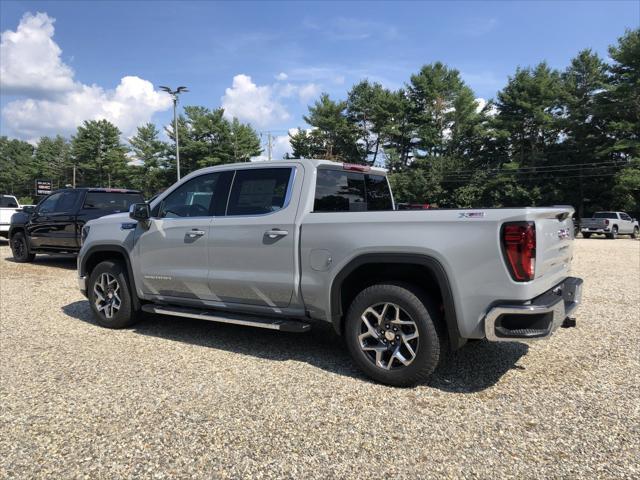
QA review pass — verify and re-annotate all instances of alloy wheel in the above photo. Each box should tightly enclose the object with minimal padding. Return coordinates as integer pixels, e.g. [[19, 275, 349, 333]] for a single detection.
[[93, 273, 122, 319], [12, 237, 25, 258], [358, 302, 419, 370]]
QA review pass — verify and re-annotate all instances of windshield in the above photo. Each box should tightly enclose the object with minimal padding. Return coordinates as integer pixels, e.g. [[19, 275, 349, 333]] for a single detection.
[[593, 212, 617, 219]]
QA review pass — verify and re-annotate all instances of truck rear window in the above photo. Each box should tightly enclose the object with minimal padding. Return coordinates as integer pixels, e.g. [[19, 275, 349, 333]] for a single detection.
[[593, 212, 618, 219], [83, 192, 144, 212], [314, 169, 393, 212]]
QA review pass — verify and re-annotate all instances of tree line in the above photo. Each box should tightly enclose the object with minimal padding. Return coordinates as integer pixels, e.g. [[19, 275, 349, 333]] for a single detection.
[[1, 29, 638, 216], [290, 29, 639, 216], [0, 107, 262, 204]]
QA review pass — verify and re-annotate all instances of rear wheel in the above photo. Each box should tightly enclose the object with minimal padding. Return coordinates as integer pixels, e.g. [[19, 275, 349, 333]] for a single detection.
[[632, 227, 639, 239], [10, 232, 35, 262], [582, 233, 591, 239], [607, 226, 618, 239], [344, 283, 445, 387], [88, 260, 140, 329]]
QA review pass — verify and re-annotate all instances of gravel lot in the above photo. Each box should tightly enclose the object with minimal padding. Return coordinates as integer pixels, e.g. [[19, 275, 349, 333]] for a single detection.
[[1, 238, 638, 479]]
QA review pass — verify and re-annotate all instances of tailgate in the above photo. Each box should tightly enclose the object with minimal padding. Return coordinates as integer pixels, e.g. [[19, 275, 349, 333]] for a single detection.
[[581, 218, 604, 229], [534, 208, 575, 282]]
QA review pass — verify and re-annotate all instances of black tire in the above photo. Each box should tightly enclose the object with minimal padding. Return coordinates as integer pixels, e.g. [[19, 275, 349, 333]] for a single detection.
[[88, 260, 140, 329], [344, 283, 445, 387], [607, 226, 618, 239], [582, 233, 591, 239], [10, 232, 35, 262], [632, 227, 639, 239]]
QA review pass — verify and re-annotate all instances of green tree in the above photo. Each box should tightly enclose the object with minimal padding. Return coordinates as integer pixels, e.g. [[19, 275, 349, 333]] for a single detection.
[[495, 63, 564, 169], [560, 49, 611, 217], [166, 107, 261, 175], [129, 123, 170, 196], [0, 137, 35, 197], [71, 120, 128, 187], [34, 135, 72, 189], [303, 93, 359, 161], [604, 29, 640, 162]]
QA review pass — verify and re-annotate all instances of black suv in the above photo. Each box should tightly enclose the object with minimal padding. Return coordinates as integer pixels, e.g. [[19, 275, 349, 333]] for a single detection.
[[9, 188, 144, 262]]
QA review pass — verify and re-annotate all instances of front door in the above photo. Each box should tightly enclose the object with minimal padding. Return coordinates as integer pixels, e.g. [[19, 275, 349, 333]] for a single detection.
[[135, 171, 232, 299], [208, 166, 300, 308], [29, 190, 79, 249]]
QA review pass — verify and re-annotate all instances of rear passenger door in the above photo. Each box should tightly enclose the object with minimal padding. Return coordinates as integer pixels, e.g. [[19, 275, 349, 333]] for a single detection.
[[208, 166, 300, 308]]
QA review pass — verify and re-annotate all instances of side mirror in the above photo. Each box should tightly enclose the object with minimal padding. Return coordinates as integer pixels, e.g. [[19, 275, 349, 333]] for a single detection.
[[129, 203, 150, 221], [22, 206, 35, 214]]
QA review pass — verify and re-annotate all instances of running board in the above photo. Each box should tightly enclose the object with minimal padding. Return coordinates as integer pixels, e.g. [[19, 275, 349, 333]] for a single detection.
[[141, 304, 311, 333]]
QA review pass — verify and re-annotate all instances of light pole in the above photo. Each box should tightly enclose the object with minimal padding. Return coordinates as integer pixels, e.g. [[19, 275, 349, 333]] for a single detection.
[[160, 85, 188, 180]]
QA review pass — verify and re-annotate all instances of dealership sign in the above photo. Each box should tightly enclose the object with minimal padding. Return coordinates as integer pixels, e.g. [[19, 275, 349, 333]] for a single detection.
[[35, 179, 53, 196]]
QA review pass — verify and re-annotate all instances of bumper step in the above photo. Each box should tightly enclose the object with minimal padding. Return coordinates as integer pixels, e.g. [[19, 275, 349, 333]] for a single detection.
[[141, 304, 311, 333]]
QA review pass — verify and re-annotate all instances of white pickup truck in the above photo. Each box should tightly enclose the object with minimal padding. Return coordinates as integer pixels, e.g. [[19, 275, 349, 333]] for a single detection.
[[0, 195, 22, 239], [78, 159, 583, 386], [580, 211, 639, 239]]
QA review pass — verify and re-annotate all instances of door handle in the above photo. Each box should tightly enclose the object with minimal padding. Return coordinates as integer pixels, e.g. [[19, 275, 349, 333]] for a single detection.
[[186, 229, 206, 238], [265, 229, 288, 238]]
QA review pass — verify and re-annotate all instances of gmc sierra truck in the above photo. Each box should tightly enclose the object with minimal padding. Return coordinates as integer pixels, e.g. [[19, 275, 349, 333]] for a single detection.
[[580, 211, 639, 239], [77, 159, 583, 386], [9, 188, 144, 262]]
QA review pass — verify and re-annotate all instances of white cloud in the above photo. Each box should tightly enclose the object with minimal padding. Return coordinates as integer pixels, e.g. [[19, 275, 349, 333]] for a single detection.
[[221, 74, 290, 127], [275, 72, 288, 81], [297, 83, 321, 103], [4, 76, 172, 141], [0, 12, 75, 96], [1, 12, 172, 140]]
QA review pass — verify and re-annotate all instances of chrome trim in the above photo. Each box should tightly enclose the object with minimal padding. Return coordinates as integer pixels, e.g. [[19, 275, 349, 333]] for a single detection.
[[484, 278, 583, 342], [78, 275, 87, 293]]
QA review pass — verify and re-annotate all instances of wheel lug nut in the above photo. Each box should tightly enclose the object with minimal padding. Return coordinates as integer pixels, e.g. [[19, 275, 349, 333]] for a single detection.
[[385, 324, 390, 329], [393, 327, 398, 332], [395, 335, 400, 340]]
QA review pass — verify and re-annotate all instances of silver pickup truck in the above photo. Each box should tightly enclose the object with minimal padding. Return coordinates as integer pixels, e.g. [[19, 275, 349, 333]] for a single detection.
[[77, 159, 583, 386], [580, 211, 639, 239]]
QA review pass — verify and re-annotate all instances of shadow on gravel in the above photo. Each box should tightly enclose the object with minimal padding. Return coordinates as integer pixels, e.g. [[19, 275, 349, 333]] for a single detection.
[[4, 253, 77, 270], [62, 300, 528, 392]]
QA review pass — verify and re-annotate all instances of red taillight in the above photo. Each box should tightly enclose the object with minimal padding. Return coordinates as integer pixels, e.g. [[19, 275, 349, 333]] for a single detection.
[[604, 219, 609, 226], [501, 222, 536, 282]]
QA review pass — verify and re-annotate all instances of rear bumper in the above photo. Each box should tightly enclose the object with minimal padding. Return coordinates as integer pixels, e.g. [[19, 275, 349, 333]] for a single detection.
[[484, 277, 583, 342], [581, 227, 609, 233]]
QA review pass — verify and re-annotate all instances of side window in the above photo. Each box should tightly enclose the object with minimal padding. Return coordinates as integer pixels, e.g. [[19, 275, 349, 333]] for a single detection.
[[38, 193, 63, 214], [56, 191, 79, 212], [1, 196, 18, 208], [365, 174, 393, 211], [621, 213, 631, 221], [314, 169, 366, 212], [159, 173, 222, 218], [226, 168, 293, 216]]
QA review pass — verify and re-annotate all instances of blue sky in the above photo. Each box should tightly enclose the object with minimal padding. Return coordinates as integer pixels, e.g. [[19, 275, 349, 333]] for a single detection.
[[1, 0, 638, 157]]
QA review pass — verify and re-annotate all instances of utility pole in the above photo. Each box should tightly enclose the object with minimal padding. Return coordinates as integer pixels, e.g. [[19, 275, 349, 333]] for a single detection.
[[160, 85, 189, 180], [268, 132, 273, 161]]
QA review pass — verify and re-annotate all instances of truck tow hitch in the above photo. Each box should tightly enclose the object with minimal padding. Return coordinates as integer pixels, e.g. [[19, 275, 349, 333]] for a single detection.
[[562, 317, 577, 328]]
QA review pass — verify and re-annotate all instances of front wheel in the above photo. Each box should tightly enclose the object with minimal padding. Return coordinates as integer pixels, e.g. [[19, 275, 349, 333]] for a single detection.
[[10, 232, 35, 262], [88, 260, 140, 329], [344, 283, 445, 387]]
